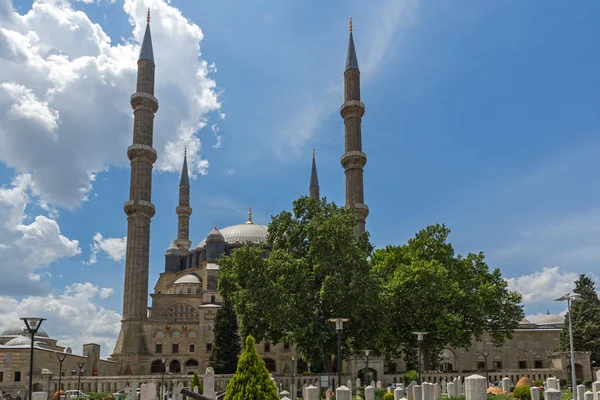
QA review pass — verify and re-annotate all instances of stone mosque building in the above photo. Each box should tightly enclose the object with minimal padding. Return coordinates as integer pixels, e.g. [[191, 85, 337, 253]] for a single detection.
[[0, 12, 595, 398]]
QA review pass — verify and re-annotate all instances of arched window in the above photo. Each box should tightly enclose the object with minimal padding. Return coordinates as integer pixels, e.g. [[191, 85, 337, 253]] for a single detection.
[[188, 331, 198, 338], [172, 330, 181, 338], [154, 331, 165, 338], [296, 359, 308, 374], [517, 354, 527, 369], [263, 358, 276, 373], [150, 360, 164, 374], [476, 355, 485, 371], [534, 354, 543, 369], [169, 360, 181, 373], [492, 354, 503, 370], [185, 359, 199, 368]]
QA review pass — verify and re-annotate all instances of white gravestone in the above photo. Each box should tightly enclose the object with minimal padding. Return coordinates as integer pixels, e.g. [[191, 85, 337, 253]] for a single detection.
[[394, 387, 404, 400], [578, 384, 587, 400], [447, 382, 456, 398], [592, 381, 600, 400], [441, 380, 447, 394], [413, 385, 422, 400], [147, 382, 157, 400], [465, 374, 486, 400], [377, 381, 383, 389], [434, 382, 441, 400], [305, 385, 319, 400], [364, 385, 375, 400], [32, 393, 47, 400], [502, 377, 511, 393], [423, 382, 434, 400], [347, 380, 352, 390], [585, 391, 594, 400], [325, 389, 331, 400], [546, 377, 558, 390], [336, 386, 352, 400], [407, 382, 417, 400], [203, 367, 215, 400], [546, 389, 561, 400], [356, 378, 362, 388], [140, 384, 148, 400], [530, 386, 540, 400]]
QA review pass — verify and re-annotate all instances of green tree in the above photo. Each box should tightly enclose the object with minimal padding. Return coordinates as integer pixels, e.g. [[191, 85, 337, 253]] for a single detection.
[[219, 196, 381, 371], [210, 297, 241, 373], [372, 224, 523, 368], [224, 335, 278, 400], [190, 371, 203, 394], [559, 274, 600, 362]]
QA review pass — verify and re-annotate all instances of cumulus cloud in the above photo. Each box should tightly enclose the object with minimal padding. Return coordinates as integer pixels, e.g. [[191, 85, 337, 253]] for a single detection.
[[84, 232, 127, 265], [0, 174, 81, 295], [505, 266, 599, 308], [0, 0, 222, 209], [0, 282, 121, 358]]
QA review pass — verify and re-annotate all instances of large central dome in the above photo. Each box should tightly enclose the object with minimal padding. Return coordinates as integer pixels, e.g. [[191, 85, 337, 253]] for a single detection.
[[196, 223, 268, 248]]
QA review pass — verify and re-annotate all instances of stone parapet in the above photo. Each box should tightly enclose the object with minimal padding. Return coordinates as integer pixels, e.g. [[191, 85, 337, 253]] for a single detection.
[[127, 144, 158, 164], [124, 200, 155, 218], [130, 92, 159, 112], [340, 151, 367, 170]]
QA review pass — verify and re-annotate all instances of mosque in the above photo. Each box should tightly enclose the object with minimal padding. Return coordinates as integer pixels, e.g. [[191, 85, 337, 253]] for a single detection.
[[0, 11, 595, 398]]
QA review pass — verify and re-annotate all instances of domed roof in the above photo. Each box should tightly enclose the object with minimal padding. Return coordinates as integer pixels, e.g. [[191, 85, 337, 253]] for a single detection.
[[5, 335, 32, 346], [516, 376, 533, 388], [534, 312, 564, 325], [196, 223, 268, 248], [1, 325, 49, 338], [173, 274, 201, 284]]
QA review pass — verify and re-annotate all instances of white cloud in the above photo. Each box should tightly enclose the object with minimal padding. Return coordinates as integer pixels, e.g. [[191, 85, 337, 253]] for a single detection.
[[0, 174, 81, 295], [84, 232, 127, 265], [99, 287, 114, 299], [0, 282, 121, 358], [0, 0, 222, 209], [224, 168, 236, 176], [505, 266, 599, 309], [212, 123, 223, 149]]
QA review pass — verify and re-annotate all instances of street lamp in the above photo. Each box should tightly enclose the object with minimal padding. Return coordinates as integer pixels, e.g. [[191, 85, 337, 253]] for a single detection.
[[56, 353, 67, 400], [363, 350, 372, 386], [555, 292, 582, 400], [478, 351, 489, 387], [290, 356, 296, 400], [412, 332, 428, 384], [21, 317, 46, 400], [76, 362, 85, 397], [328, 318, 349, 389]]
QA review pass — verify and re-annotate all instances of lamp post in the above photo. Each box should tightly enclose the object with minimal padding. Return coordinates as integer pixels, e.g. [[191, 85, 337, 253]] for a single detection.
[[413, 332, 428, 384], [291, 356, 296, 400], [76, 362, 85, 397], [160, 358, 166, 400], [328, 318, 349, 389], [56, 353, 67, 400], [478, 351, 489, 387], [21, 317, 46, 400], [363, 350, 372, 386], [555, 293, 582, 400]]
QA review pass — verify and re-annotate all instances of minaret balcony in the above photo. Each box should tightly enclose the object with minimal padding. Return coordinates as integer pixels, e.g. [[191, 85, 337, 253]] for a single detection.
[[130, 92, 159, 112], [340, 151, 367, 170], [340, 100, 365, 119]]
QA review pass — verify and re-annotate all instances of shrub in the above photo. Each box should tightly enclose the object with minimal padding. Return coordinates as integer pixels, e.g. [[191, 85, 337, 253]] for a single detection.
[[374, 388, 388, 400], [513, 385, 531, 400], [402, 370, 418, 386], [383, 393, 395, 400], [534, 380, 544, 387], [191, 371, 203, 394], [582, 380, 592, 388], [223, 335, 278, 400], [559, 379, 567, 387]]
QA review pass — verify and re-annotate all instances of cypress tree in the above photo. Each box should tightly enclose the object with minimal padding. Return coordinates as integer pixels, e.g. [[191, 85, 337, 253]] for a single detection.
[[559, 274, 600, 362], [191, 371, 203, 394], [224, 335, 278, 400], [210, 297, 241, 373]]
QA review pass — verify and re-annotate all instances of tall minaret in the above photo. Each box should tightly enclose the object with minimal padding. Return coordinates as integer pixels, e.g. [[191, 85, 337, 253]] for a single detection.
[[309, 148, 320, 200], [174, 148, 192, 252], [341, 18, 368, 235], [113, 9, 157, 365]]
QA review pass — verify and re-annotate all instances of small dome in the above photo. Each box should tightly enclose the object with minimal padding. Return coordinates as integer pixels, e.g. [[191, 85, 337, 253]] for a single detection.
[[1, 325, 49, 338], [516, 376, 533, 388], [173, 274, 201, 284], [534, 313, 564, 325], [206, 225, 225, 242], [5, 335, 32, 346], [166, 241, 179, 255]]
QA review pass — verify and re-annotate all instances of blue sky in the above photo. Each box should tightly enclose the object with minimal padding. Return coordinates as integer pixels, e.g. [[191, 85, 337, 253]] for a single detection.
[[0, 0, 599, 354]]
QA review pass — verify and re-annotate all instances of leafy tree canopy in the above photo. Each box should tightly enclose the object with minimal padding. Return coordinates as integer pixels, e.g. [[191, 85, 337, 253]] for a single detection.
[[224, 335, 278, 400], [372, 224, 523, 367], [210, 297, 241, 374], [218, 196, 382, 371], [559, 274, 600, 362]]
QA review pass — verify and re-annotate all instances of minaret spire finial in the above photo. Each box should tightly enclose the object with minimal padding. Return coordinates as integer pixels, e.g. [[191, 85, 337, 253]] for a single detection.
[[309, 148, 320, 200], [184, 146, 187, 157], [349, 17, 352, 33], [146, 8, 150, 23], [246, 207, 253, 224], [312, 148, 315, 158]]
